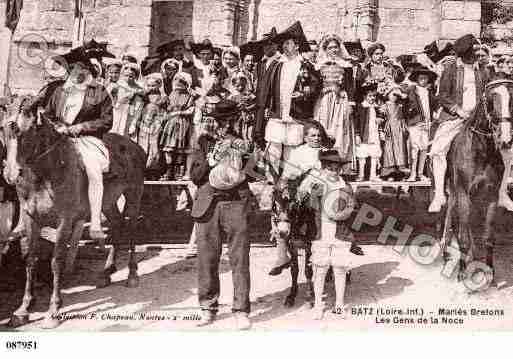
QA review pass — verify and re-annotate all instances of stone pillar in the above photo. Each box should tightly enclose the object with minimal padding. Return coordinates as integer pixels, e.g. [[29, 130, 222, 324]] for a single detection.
[[0, 0, 12, 96], [353, 0, 378, 42], [439, 0, 481, 41]]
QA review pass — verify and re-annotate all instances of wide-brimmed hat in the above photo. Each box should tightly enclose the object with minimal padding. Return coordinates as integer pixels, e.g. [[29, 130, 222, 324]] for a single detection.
[[359, 81, 379, 96], [454, 34, 480, 58], [51, 46, 100, 76], [319, 149, 350, 164], [367, 42, 386, 57], [156, 39, 185, 55], [344, 39, 365, 60], [239, 27, 279, 61], [275, 21, 311, 53], [81, 39, 115, 60], [190, 39, 214, 55], [409, 65, 438, 83], [208, 99, 240, 120]]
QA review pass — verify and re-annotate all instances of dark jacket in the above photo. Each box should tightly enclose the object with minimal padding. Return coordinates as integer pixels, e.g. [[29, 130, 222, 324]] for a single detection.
[[437, 59, 486, 122], [43, 79, 113, 138], [354, 104, 384, 143], [190, 134, 252, 223], [254, 57, 320, 146], [404, 85, 438, 127]]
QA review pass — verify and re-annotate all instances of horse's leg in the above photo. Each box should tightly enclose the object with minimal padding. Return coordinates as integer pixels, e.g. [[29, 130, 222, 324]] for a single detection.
[[41, 218, 73, 329], [483, 201, 498, 287], [284, 242, 298, 307], [440, 195, 454, 262], [8, 211, 40, 327], [304, 243, 314, 308], [65, 219, 85, 274], [455, 190, 472, 282], [97, 204, 120, 288], [123, 187, 143, 288]]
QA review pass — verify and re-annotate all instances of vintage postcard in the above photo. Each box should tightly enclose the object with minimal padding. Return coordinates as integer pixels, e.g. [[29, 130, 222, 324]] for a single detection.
[[0, 0, 513, 343]]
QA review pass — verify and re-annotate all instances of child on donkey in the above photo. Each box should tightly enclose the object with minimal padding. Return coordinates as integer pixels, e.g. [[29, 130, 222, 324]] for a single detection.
[[228, 71, 256, 145], [160, 72, 196, 180], [380, 85, 409, 180], [298, 150, 358, 319], [404, 66, 438, 182], [354, 82, 385, 181]]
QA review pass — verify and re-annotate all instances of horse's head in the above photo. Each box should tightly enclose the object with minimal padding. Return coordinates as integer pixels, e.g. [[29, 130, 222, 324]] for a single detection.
[[1, 95, 52, 185], [484, 79, 513, 148]]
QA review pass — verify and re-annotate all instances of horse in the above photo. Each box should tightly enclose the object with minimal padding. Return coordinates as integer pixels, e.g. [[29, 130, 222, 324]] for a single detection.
[[440, 78, 513, 290], [268, 167, 315, 307], [1, 96, 147, 328]]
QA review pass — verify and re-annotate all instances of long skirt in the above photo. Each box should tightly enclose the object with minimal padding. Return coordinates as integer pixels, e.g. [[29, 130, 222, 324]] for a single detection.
[[382, 118, 408, 176], [134, 116, 163, 170], [160, 115, 192, 152], [313, 92, 355, 171]]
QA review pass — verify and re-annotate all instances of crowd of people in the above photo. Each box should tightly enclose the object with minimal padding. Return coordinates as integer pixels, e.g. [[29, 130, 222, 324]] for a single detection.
[[7, 21, 513, 330]]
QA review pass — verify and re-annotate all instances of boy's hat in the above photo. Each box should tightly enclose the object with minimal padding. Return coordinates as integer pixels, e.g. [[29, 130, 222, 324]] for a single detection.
[[104, 57, 123, 69], [208, 99, 240, 120], [359, 81, 378, 95], [409, 65, 438, 83], [344, 39, 365, 61], [173, 71, 192, 88], [319, 149, 350, 164]]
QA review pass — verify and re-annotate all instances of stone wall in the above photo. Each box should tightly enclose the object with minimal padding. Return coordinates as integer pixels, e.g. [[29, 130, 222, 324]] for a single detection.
[[0, 0, 11, 96], [376, 0, 439, 55], [150, 0, 193, 53], [8, 0, 154, 94]]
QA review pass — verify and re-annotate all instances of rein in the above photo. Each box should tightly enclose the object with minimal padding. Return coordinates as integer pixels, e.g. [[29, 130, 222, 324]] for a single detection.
[[25, 136, 67, 165]]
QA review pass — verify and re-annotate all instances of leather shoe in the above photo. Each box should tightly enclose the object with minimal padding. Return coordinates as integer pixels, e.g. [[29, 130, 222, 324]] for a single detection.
[[350, 243, 364, 256], [268, 261, 291, 276]]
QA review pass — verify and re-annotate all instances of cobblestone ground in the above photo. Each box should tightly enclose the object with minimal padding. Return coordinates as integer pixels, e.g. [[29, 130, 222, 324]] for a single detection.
[[2, 243, 513, 331]]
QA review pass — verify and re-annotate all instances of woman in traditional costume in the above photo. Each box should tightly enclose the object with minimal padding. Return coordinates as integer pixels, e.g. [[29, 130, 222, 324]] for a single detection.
[[313, 34, 356, 174]]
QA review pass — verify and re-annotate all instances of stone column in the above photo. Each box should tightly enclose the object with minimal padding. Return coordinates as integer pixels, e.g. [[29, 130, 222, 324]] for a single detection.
[[353, 0, 378, 42]]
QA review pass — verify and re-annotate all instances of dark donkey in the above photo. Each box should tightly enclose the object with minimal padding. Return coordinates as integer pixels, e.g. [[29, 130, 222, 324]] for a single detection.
[[440, 78, 513, 290], [268, 167, 315, 307], [2, 96, 146, 328]]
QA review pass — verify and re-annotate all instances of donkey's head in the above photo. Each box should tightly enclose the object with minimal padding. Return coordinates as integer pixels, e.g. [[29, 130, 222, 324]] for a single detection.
[[484, 79, 513, 148], [1, 95, 52, 185]]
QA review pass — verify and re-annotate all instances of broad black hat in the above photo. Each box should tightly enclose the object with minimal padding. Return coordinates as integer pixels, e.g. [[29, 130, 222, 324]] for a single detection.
[[208, 99, 240, 120], [190, 39, 214, 55], [454, 34, 479, 58], [344, 39, 365, 59], [319, 149, 350, 164], [156, 39, 185, 55], [409, 65, 438, 83], [275, 21, 311, 53]]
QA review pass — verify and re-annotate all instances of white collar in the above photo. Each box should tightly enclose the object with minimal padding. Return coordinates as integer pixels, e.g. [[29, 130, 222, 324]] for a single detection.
[[63, 74, 94, 91], [279, 54, 302, 63], [361, 101, 376, 108], [316, 57, 352, 70]]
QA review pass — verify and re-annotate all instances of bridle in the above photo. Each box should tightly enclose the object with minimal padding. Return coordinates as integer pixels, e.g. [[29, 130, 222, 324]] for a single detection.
[[469, 80, 513, 145]]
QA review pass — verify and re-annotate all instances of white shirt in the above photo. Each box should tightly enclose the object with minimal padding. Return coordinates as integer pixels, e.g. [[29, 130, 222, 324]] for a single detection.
[[62, 76, 92, 124], [282, 144, 321, 180], [279, 55, 301, 122], [462, 64, 477, 113], [416, 85, 431, 121]]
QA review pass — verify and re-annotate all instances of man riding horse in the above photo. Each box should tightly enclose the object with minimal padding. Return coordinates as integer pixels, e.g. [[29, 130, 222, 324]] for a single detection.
[[428, 34, 513, 213]]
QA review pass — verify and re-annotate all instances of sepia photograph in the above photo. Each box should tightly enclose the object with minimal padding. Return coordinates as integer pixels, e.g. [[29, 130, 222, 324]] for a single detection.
[[0, 0, 512, 340]]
